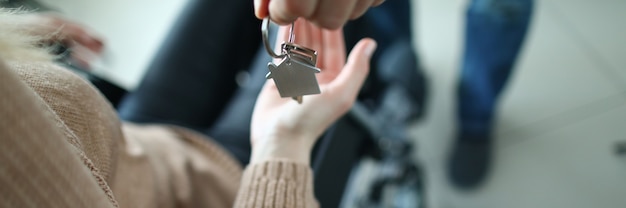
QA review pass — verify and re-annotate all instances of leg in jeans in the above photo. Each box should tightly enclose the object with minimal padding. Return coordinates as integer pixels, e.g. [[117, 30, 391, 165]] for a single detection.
[[117, 0, 261, 132], [449, 0, 534, 188]]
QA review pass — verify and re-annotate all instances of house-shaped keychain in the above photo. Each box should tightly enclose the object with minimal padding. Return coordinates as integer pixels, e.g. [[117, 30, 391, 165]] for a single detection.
[[266, 54, 321, 98]]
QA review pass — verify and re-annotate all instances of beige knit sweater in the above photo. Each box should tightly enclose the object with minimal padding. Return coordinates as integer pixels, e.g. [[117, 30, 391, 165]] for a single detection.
[[0, 58, 318, 207]]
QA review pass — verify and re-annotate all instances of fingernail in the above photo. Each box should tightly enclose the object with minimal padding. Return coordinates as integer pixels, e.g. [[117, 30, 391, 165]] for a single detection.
[[254, 0, 261, 17], [365, 40, 377, 57]]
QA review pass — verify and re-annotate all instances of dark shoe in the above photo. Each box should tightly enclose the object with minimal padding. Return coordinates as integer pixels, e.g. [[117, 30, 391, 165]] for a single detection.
[[447, 131, 492, 189]]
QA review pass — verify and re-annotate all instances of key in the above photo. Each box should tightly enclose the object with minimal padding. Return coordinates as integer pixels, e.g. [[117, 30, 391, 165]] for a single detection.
[[261, 17, 321, 104]]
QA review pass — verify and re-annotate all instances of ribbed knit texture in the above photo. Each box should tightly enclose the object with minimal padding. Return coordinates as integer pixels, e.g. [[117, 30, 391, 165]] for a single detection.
[[0, 59, 118, 208], [113, 123, 243, 208], [235, 160, 319, 208], [12, 61, 122, 182]]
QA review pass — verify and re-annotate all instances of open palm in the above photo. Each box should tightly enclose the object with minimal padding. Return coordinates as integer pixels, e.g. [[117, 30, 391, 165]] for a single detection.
[[251, 18, 376, 150]]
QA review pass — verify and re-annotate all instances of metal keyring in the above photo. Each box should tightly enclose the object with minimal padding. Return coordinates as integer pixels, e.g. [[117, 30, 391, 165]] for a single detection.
[[262, 17, 294, 59]]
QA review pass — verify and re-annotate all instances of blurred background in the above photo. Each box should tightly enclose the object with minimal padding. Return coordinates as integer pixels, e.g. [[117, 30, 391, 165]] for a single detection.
[[27, 0, 626, 207]]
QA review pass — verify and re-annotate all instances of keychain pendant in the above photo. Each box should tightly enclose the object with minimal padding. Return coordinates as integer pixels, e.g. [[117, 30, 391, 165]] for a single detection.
[[262, 17, 321, 104], [266, 52, 321, 99]]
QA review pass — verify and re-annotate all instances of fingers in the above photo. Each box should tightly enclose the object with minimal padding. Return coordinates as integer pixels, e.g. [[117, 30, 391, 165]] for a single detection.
[[63, 25, 104, 54], [317, 28, 345, 83], [372, 0, 386, 7], [311, 0, 357, 30], [268, 0, 317, 25], [40, 14, 104, 54], [295, 18, 316, 49], [330, 38, 377, 100], [68, 44, 100, 70], [258, 0, 385, 29], [350, 0, 375, 20], [254, 0, 270, 19], [275, 19, 316, 52]]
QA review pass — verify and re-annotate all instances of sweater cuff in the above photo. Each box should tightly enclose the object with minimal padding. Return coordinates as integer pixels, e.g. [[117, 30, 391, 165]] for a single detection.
[[234, 160, 318, 208]]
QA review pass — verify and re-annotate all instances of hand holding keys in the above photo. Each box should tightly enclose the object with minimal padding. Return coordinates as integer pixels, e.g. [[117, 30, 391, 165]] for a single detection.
[[251, 18, 377, 163]]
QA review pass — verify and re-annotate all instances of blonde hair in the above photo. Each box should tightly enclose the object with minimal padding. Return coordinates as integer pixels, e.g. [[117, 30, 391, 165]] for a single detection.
[[0, 8, 54, 63]]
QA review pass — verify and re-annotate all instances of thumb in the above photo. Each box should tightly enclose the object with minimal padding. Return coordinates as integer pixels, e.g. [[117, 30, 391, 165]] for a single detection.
[[254, 0, 270, 19], [330, 38, 377, 98]]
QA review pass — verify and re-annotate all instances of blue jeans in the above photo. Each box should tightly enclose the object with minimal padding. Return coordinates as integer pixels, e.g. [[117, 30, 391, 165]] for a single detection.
[[458, 0, 534, 136]]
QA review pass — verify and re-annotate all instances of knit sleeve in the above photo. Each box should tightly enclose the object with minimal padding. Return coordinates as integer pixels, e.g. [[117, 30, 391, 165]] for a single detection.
[[234, 160, 319, 208], [0, 59, 118, 208]]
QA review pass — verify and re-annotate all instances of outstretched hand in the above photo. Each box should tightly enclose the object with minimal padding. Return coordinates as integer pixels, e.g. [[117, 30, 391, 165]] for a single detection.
[[250, 18, 376, 164], [19, 13, 105, 69]]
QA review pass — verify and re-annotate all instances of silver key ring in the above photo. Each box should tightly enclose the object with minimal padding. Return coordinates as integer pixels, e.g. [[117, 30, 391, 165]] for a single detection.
[[262, 17, 294, 59]]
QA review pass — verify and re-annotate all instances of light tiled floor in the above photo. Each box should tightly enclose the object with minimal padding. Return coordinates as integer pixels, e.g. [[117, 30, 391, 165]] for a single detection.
[[412, 0, 626, 207], [47, 0, 626, 207], [547, 0, 626, 88]]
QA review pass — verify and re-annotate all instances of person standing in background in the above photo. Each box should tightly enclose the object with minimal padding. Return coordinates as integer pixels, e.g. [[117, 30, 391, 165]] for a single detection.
[[449, 0, 534, 189]]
